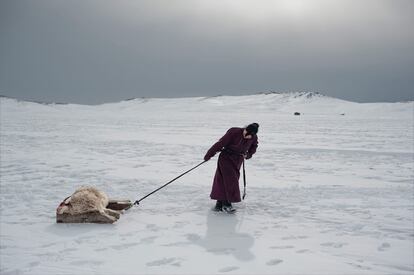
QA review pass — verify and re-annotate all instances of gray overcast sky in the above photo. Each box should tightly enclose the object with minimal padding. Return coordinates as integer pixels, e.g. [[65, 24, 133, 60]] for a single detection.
[[1, 0, 413, 104]]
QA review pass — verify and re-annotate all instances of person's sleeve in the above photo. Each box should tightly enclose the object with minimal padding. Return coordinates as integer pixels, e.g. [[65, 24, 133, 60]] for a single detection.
[[245, 136, 258, 159], [204, 129, 234, 161]]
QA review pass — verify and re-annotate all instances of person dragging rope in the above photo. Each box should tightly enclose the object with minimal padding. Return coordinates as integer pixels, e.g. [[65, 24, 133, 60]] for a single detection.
[[204, 123, 259, 213]]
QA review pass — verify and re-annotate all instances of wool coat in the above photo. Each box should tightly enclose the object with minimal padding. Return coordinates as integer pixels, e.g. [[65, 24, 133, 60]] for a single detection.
[[204, 127, 258, 203]]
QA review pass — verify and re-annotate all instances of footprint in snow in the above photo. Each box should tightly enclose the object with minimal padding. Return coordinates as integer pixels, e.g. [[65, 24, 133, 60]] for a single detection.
[[377, 242, 391, 251], [348, 262, 372, 270], [140, 236, 157, 244], [186, 233, 201, 242], [269, 245, 294, 249], [320, 242, 347, 248], [173, 221, 186, 229], [120, 231, 136, 237], [40, 242, 58, 248], [146, 257, 182, 267], [111, 242, 140, 250], [267, 259, 283, 266], [218, 266, 239, 272], [70, 260, 103, 266], [281, 235, 308, 240], [146, 224, 160, 232], [28, 261, 40, 268]]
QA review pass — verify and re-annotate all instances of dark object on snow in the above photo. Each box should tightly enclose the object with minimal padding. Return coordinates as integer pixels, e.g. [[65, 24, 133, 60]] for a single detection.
[[341, 113, 345, 116], [204, 127, 258, 203], [294, 112, 301, 116], [212, 200, 236, 213], [56, 187, 132, 224]]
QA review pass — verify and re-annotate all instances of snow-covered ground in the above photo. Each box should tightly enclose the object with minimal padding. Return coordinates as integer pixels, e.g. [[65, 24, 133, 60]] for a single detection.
[[0, 92, 413, 274]]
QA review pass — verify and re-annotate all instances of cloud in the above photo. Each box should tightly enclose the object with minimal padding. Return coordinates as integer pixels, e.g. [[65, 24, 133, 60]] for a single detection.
[[0, 0, 413, 103]]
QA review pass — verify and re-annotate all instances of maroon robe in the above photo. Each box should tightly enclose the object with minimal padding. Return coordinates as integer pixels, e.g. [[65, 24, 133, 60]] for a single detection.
[[204, 127, 258, 203]]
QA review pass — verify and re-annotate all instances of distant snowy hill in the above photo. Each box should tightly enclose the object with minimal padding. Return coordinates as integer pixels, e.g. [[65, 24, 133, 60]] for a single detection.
[[1, 92, 412, 118]]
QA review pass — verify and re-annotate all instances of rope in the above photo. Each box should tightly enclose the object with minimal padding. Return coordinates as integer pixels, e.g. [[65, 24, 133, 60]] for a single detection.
[[133, 160, 207, 205]]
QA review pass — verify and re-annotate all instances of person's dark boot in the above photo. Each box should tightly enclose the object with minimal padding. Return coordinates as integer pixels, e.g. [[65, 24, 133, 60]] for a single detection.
[[222, 201, 235, 213], [213, 200, 223, 212]]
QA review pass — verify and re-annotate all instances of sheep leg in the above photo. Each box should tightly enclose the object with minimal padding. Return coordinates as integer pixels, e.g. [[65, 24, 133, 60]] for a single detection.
[[104, 208, 121, 219]]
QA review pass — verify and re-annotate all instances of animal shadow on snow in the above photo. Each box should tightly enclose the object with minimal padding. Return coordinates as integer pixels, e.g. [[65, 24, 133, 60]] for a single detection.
[[187, 210, 255, 261]]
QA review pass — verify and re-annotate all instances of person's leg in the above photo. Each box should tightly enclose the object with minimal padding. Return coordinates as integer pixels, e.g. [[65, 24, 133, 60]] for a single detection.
[[213, 200, 223, 211]]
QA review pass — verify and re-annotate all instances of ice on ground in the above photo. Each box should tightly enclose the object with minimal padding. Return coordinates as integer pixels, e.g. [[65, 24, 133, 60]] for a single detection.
[[0, 93, 413, 274]]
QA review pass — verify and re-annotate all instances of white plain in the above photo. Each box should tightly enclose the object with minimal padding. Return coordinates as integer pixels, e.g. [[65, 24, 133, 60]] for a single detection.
[[0, 92, 413, 274]]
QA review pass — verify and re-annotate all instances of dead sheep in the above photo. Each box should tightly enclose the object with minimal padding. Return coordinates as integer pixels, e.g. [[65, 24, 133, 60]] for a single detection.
[[56, 186, 122, 224]]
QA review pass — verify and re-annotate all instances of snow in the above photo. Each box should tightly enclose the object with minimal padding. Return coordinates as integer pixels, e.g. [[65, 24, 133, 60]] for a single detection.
[[0, 92, 413, 274]]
